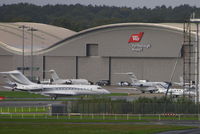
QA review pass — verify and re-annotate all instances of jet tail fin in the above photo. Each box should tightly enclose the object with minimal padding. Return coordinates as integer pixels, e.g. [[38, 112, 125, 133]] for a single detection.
[[127, 72, 138, 83], [173, 76, 184, 86], [180, 76, 184, 86], [49, 70, 60, 81], [1, 75, 17, 89], [114, 72, 138, 83], [0, 70, 34, 85]]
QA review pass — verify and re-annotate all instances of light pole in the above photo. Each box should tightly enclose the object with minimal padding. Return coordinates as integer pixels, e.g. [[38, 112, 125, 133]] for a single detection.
[[27, 27, 38, 81], [19, 25, 29, 74], [190, 18, 200, 103]]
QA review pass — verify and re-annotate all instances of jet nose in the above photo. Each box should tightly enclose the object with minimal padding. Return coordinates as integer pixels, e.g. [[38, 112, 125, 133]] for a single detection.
[[102, 89, 110, 94]]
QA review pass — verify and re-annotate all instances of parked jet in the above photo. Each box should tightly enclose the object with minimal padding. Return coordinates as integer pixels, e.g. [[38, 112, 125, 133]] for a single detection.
[[115, 72, 169, 93], [0, 70, 110, 99], [156, 84, 196, 97], [48, 70, 90, 85]]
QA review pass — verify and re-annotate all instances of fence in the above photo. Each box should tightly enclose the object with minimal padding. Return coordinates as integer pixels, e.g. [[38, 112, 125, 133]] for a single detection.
[[0, 113, 200, 121], [1, 102, 199, 114], [1, 102, 200, 120], [67, 102, 200, 114], [0, 106, 48, 113]]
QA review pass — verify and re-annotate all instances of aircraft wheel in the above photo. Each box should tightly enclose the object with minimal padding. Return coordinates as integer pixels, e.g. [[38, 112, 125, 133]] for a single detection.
[[150, 90, 153, 93]]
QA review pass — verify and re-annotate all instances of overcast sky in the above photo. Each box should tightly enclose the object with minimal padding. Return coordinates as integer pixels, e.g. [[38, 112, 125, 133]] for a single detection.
[[0, 0, 199, 8]]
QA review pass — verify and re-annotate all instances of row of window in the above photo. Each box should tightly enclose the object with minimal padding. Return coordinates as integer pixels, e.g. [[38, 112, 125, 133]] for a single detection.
[[53, 87, 93, 90]]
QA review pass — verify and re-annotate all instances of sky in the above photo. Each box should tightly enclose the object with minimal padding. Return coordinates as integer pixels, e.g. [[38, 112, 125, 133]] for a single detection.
[[0, 0, 200, 8]]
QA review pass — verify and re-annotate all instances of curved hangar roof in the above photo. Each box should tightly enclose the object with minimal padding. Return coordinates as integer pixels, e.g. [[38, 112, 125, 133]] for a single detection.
[[0, 22, 196, 57], [41, 23, 188, 58], [0, 22, 76, 53]]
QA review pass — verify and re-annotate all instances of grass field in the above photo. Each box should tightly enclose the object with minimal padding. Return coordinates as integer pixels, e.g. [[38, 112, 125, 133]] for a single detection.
[[0, 91, 46, 98], [0, 118, 147, 123], [0, 119, 195, 134]]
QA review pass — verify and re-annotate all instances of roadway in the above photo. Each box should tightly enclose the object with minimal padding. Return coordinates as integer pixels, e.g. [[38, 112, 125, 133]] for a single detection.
[[157, 129, 200, 134], [154, 120, 200, 134]]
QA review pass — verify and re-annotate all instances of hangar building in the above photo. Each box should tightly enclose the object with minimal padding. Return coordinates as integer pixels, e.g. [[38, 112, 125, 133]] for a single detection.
[[0, 22, 195, 84]]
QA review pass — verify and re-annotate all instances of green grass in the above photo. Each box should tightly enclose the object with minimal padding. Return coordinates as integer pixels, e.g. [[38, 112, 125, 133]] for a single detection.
[[0, 91, 46, 98], [0, 119, 195, 134], [0, 118, 146, 123]]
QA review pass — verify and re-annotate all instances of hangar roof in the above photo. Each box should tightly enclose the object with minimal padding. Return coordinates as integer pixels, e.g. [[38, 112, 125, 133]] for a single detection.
[[38, 23, 185, 54], [0, 22, 198, 55], [0, 22, 76, 54]]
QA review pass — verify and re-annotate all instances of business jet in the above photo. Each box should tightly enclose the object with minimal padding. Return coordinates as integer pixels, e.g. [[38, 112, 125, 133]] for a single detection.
[[115, 72, 169, 93], [0, 70, 110, 100], [48, 70, 91, 85], [156, 85, 196, 98]]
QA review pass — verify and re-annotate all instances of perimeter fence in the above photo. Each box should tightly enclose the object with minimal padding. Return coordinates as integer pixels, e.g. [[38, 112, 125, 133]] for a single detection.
[[0, 103, 200, 120], [0, 113, 200, 121], [66, 101, 200, 114]]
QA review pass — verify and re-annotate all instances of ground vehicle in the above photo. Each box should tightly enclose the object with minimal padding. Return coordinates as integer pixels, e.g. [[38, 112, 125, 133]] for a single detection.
[[117, 81, 130, 86], [96, 80, 110, 86]]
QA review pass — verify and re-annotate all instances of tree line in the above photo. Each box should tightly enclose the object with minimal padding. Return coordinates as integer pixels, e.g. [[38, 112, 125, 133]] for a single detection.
[[0, 3, 200, 31]]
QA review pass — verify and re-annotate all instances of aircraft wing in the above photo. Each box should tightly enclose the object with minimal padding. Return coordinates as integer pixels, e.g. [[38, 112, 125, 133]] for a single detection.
[[137, 86, 158, 93], [52, 79, 72, 84], [154, 84, 167, 93]]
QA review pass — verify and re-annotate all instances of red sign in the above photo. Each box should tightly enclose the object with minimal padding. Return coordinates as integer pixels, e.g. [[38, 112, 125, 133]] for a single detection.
[[0, 96, 5, 100], [128, 32, 144, 43]]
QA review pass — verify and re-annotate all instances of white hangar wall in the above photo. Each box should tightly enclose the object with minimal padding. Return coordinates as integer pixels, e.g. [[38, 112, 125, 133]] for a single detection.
[[78, 57, 110, 82], [111, 57, 183, 84], [45, 56, 76, 79]]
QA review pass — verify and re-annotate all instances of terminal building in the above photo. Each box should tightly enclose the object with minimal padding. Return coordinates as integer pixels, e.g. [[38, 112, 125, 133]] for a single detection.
[[0, 22, 194, 84]]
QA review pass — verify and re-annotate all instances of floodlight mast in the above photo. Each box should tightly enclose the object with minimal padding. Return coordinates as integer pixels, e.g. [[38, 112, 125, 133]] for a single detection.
[[19, 25, 29, 74], [190, 18, 200, 103], [27, 27, 38, 81]]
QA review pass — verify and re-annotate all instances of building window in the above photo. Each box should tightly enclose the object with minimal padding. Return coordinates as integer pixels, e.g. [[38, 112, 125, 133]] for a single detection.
[[86, 44, 98, 56]]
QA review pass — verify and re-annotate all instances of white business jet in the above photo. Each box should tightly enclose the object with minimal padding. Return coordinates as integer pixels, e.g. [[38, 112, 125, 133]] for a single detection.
[[115, 72, 169, 93], [48, 70, 90, 85], [156, 85, 196, 98], [0, 70, 110, 99]]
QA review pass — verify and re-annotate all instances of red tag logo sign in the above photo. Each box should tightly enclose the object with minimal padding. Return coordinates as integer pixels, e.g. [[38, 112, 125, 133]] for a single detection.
[[128, 32, 144, 43]]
